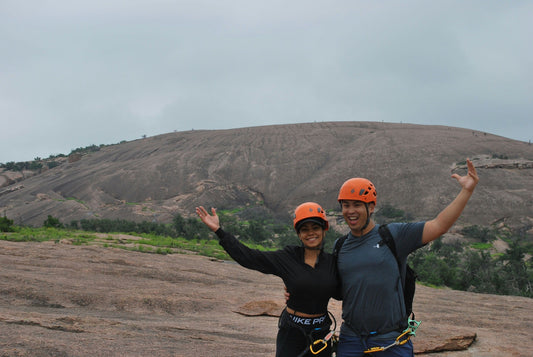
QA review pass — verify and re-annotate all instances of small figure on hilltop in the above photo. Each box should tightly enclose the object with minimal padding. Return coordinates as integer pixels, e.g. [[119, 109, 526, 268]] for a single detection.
[[196, 202, 341, 357]]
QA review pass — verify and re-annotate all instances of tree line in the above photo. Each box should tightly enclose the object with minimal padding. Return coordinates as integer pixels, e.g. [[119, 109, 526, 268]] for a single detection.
[[0, 143, 111, 170], [409, 236, 532, 298]]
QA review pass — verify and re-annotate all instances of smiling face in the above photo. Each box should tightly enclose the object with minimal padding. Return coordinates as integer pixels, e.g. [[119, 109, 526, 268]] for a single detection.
[[297, 221, 326, 250], [341, 200, 375, 236]]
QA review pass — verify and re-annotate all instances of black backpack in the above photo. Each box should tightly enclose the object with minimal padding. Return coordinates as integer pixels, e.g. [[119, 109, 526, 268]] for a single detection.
[[333, 224, 417, 318]]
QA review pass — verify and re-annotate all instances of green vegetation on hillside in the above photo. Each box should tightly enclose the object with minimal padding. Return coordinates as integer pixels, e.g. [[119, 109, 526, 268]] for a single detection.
[[374, 203, 413, 223], [409, 237, 532, 297], [0, 143, 114, 170], [0, 216, 15, 232]]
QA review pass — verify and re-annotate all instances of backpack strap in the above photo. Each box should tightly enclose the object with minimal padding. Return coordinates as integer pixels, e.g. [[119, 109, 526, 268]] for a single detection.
[[332, 234, 348, 258], [379, 224, 417, 319], [378, 224, 401, 270]]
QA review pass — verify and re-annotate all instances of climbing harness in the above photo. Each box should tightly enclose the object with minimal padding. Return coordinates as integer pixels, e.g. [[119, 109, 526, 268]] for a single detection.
[[305, 311, 338, 356], [279, 308, 337, 357], [363, 317, 421, 354]]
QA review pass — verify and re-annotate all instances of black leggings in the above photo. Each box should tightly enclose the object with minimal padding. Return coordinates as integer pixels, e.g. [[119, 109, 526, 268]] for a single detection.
[[275, 310, 333, 357]]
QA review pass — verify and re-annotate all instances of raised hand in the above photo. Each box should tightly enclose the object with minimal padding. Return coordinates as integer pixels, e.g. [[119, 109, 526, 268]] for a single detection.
[[195, 206, 221, 232], [452, 158, 479, 192]]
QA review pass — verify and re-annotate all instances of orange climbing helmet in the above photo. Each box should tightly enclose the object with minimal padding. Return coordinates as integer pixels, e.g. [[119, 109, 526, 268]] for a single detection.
[[337, 178, 377, 204], [293, 202, 329, 232]]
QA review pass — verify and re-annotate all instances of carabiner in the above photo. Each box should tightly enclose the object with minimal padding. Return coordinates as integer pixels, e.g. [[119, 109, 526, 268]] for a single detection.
[[364, 330, 412, 353], [364, 346, 386, 353], [395, 330, 411, 345], [310, 339, 328, 355]]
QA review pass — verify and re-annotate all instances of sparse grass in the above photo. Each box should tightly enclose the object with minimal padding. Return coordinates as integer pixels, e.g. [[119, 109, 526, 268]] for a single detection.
[[1, 227, 79, 242], [65, 197, 86, 205], [0, 226, 275, 261], [135, 234, 234, 259], [218, 207, 243, 214], [471, 242, 493, 250], [418, 282, 446, 289], [52, 197, 89, 209]]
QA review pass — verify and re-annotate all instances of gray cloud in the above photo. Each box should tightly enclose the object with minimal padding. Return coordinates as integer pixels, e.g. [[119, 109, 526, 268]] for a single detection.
[[1, 0, 532, 163]]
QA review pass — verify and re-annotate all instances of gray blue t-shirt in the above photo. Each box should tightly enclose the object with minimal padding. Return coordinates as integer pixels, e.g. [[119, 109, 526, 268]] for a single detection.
[[336, 222, 425, 337]]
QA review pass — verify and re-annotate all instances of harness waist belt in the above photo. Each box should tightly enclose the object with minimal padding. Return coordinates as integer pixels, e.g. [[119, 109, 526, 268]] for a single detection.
[[286, 311, 328, 326]]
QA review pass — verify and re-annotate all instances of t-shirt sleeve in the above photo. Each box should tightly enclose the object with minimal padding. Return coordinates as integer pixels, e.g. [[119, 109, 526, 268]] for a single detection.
[[387, 222, 426, 259]]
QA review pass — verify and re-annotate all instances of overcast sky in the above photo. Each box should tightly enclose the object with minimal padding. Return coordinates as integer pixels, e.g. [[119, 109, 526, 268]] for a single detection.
[[1, 0, 532, 163]]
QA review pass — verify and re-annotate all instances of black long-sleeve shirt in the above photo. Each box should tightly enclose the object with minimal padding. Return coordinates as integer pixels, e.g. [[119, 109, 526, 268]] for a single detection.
[[215, 228, 340, 314]]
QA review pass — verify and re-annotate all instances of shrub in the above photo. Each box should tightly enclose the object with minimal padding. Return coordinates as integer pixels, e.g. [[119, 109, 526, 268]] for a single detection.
[[461, 225, 496, 242], [375, 203, 411, 223], [43, 215, 64, 228], [0, 216, 15, 232], [47, 161, 60, 169]]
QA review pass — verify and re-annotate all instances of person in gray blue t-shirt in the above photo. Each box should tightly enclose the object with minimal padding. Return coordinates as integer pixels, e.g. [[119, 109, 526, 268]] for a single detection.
[[335, 159, 479, 357]]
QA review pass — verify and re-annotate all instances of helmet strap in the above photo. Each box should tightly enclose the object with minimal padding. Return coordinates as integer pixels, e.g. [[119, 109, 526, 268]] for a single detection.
[[361, 203, 371, 231]]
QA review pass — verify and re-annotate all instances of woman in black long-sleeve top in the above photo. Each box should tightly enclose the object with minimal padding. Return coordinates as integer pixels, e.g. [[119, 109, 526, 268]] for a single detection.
[[196, 202, 340, 357]]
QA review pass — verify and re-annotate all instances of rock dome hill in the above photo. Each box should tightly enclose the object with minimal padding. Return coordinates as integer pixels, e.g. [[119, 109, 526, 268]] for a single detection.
[[1, 121, 532, 233]]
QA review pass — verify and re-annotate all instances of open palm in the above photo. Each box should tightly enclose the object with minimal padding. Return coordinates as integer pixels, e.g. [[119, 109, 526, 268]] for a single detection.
[[452, 159, 479, 192], [195, 206, 220, 232]]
